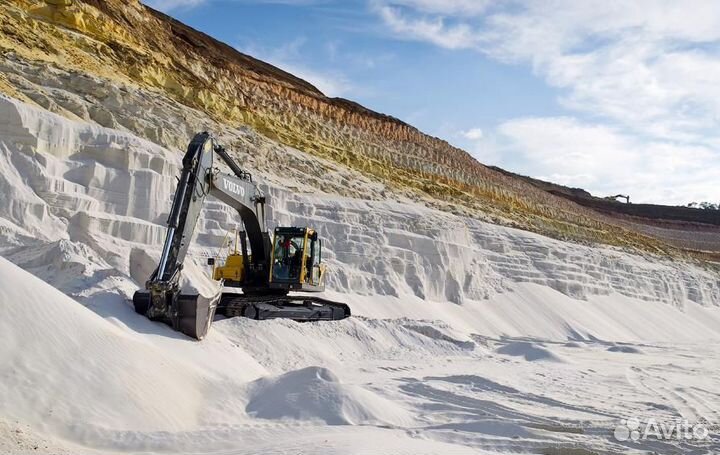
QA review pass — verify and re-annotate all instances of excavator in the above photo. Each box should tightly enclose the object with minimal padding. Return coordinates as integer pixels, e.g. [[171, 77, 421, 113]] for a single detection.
[[132, 132, 350, 340], [604, 194, 630, 204]]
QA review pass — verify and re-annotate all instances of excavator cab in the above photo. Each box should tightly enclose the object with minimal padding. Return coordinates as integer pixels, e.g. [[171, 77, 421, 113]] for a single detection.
[[269, 227, 325, 292]]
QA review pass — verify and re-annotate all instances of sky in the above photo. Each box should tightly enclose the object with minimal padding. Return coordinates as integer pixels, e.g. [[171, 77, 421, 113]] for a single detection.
[[145, 0, 720, 205]]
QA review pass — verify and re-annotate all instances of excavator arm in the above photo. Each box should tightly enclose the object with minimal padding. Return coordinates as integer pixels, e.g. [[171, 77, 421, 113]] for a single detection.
[[135, 132, 268, 339]]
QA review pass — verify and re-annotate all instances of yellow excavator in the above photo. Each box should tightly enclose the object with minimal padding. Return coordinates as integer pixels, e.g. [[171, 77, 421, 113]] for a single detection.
[[133, 132, 350, 339]]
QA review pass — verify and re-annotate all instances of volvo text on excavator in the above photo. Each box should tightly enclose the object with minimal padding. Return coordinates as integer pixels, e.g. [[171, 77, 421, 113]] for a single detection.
[[132, 132, 350, 340]]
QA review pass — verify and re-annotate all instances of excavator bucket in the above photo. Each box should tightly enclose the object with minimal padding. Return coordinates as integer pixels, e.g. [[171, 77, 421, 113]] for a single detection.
[[177, 293, 219, 339], [132, 291, 219, 340]]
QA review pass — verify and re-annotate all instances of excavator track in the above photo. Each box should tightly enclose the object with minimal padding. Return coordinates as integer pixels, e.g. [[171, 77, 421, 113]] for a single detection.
[[218, 294, 351, 321]]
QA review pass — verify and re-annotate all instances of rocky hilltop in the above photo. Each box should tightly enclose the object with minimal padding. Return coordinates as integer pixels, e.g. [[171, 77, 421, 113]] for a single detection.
[[1, 0, 717, 257], [490, 167, 720, 255]]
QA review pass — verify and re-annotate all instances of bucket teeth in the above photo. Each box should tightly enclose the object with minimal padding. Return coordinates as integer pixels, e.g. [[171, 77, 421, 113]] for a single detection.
[[132, 291, 219, 340]]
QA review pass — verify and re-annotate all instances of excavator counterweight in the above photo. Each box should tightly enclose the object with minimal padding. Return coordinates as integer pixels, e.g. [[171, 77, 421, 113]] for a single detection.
[[133, 132, 350, 340]]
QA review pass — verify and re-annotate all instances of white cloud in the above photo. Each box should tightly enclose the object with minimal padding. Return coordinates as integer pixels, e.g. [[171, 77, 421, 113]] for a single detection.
[[373, 1, 720, 136], [479, 2, 720, 142], [375, 5, 479, 49], [381, 0, 492, 16], [497, 116, 718, 204], [461, 127, 483, 140]]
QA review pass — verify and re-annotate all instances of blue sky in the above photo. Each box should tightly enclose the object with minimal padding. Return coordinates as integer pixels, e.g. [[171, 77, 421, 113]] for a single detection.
[[146, 0, 720, 205]]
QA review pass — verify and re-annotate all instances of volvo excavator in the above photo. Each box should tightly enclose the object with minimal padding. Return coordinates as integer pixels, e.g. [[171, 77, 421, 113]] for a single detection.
[[133, 132, 350, 340]]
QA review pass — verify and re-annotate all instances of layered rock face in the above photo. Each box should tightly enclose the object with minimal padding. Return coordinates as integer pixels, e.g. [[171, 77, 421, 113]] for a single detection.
[[0, 0, 716, 257], [2, 95, 717, 313]]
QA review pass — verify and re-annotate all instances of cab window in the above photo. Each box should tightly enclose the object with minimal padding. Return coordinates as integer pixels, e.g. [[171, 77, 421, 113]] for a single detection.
[[272, 233, 305, 281]]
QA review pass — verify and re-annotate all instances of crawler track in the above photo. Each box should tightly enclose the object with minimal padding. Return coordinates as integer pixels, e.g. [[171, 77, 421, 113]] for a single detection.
[[219, 294, 351, 321]]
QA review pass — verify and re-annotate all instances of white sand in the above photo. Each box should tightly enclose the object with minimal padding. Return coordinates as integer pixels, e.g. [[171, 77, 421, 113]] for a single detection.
[[1, 93, 719, 454]]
